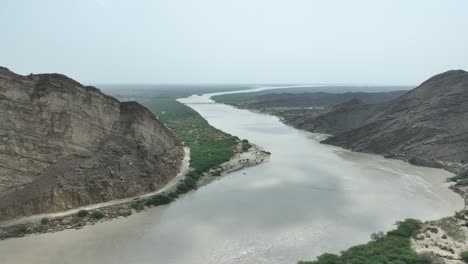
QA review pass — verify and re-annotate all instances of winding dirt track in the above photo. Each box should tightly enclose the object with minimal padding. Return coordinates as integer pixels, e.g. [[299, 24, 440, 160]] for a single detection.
[[0, 147, 191, 228]]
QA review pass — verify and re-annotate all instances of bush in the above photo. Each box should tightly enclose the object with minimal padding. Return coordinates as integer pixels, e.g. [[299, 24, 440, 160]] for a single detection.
[[11, 225, 28, 236], [145, 194, 173, 207], [448, 170, 468, 182], [91, 210, 105, 219], [456, 178, 468, 186], [77, 209, 89, 217], [419, 252, 445, 264], [408, 155, 433, 167], [310, 253, 340, 263], [168, 192, 179, 199], [41, 217, 49, 224], [183, 177, 198, 189], [370, 231, 384, 241], [130, 202, 145, 211], [300, 219, 423, 264], [242, 143, 252, 152], [176, 182, 192, 194], [387, 218, 422, 237], [461, 251, 468, 263]]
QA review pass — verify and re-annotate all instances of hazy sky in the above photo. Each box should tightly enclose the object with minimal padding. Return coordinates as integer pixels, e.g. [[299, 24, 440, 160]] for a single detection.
[[1, 0, 468, 85]]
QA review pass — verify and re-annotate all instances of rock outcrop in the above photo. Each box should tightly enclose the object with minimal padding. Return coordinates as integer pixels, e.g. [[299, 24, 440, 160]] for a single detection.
[[0, 67, 184, 220], [295, 70, 468, 173]]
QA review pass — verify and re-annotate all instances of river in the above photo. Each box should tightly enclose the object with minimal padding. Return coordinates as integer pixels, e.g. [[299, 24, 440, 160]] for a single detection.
[[0, 88, 463, 264]]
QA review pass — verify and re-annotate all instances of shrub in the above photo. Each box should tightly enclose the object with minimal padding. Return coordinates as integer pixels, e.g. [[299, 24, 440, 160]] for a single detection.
[[419, 252, 445, 264], [11, 225, 28, 236], [41, 217, 49, 224], [186, 171, 200, 181], [447, 175, 459, 182], [370, 231, 384, 241], [299, 219, 423, 264], [461, 251, 468, 263], [145, 194, 173, 207], [242, 143, 252, 152], [176, 184, 189, 194], [168, 192, 179, 199], [408, 155, 433, 167], [449, 171, 468, 183], [312, 253, 340, 263], [91, 210, 105, 219], [130, 202, 145, 211], [456, 178, 468, 186], [183, 177, 197, 189], [77, 209, 89, 217], [387, 218, 422, 237]]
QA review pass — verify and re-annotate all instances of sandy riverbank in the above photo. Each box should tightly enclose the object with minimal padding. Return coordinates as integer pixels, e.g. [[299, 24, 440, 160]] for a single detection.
[[412, 210, 468, 264], [198, 143, 270, 186]]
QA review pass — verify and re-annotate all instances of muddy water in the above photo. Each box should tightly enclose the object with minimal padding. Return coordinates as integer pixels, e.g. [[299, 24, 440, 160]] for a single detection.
[[0, 89, 463, 264]]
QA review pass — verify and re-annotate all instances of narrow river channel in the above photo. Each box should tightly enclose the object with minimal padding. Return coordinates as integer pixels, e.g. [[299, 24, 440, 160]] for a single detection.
[[0, 88, 463, 264]]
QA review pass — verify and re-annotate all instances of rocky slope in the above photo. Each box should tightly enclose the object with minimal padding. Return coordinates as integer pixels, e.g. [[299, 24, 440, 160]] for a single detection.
[[0, 67, 184, 220], [294, 70, 468, 173], [246, 90, 407, 108], [284, 99, 383, 135]]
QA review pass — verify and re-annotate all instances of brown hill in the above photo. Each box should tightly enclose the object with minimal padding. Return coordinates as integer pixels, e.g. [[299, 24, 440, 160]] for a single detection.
[[302, 70, 468, 172], [0, 67, 184, 220]]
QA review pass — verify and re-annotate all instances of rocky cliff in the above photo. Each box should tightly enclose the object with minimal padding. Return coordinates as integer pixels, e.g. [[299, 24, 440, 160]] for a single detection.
[[0, 67, 184, 220], [298, 70, 468, 173]]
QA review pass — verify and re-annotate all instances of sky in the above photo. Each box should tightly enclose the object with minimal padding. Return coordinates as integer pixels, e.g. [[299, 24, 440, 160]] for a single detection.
[[1, 0, 468, 85]]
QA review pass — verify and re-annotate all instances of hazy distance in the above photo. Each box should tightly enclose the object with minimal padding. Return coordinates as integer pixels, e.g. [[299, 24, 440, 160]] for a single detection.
[[1, 0, 468, 85]]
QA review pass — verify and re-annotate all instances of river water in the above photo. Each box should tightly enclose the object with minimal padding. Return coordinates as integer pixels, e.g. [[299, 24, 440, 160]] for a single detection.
[[0, 88, 463, 264]]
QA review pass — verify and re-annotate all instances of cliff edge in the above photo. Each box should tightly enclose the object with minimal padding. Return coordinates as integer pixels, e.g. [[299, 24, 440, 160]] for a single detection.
[[0, 67, 184, 220]]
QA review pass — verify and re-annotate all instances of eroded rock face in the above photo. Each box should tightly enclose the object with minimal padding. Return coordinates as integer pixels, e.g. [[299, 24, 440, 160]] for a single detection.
[[0, 67, 184, 220], [294, 70, 468, 173]]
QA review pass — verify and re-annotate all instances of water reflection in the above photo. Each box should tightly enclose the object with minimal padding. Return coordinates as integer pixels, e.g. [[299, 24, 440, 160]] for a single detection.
[[0, 91, 463, 264]]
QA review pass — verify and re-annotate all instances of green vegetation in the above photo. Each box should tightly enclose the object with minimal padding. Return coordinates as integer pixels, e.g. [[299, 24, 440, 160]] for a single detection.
[[299, 219, 424, 264], [241, 139, 252, 152], [447, 170, 468, 183], [113, 97, 242, 212], [144, 194, 173, 206], [91, 210, 105, 219], [142, 97, 238, 194], [407, 154, 435, 168], [0, 225, 29, 239], [0, 225, 30, 238], [77, 209, 89, 217], [40, 217, 49, 224], [130, 201, 145, 211], [461, 251, 468, 263]]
